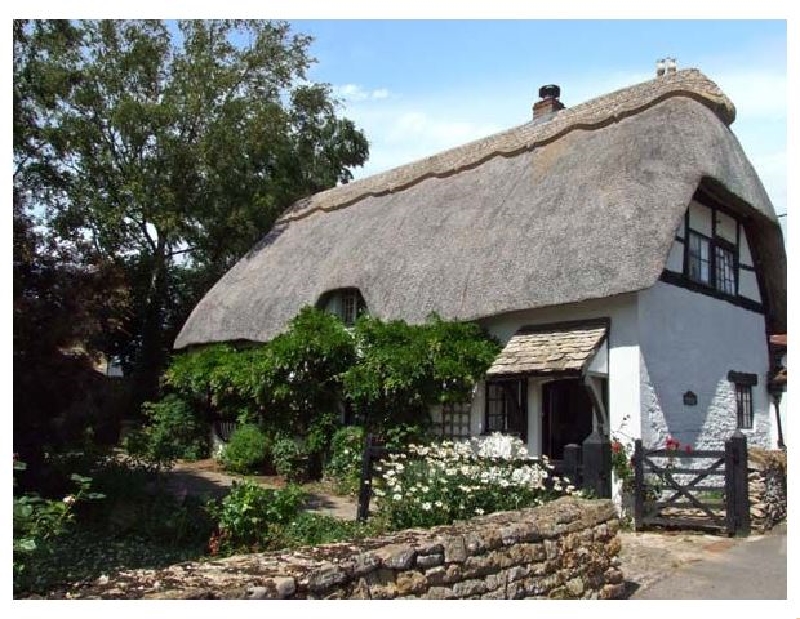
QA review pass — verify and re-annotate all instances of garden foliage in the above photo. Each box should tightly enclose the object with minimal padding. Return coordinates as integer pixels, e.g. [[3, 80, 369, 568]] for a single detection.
[[373, 434, 577, 530], [220, 424, 271, 474], [162, 308, 499, 480], [324, 426, 364, 495]]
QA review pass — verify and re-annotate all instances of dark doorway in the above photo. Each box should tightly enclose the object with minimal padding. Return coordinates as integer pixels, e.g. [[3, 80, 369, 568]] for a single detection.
[[541, 379, 594, 460]]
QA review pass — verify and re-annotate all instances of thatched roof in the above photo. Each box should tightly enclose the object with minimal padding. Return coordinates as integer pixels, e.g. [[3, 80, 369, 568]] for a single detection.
[[175, 68, 786, 349]]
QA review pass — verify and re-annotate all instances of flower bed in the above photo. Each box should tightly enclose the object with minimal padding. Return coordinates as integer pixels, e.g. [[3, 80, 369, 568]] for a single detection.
[[373, 434, 577, 530]]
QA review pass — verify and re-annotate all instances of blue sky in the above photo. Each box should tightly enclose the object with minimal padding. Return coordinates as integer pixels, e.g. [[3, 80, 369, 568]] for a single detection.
[[289, 20, 787, 234]]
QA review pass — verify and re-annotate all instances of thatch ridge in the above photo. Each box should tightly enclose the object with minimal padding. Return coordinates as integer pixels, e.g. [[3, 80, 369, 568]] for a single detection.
[[174, 69, 784, 350], [279, 69, 735, 224]]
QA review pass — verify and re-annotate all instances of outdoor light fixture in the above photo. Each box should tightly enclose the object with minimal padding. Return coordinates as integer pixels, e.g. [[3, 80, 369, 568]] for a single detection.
[[683, 391, 698, 406]]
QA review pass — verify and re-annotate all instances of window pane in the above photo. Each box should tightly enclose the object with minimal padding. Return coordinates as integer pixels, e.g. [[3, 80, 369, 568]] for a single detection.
[[486, 383, 506, 432], [715, 245, 735, 295], [687, 232, 710, 284], [440, 402, 471, 440], [342, 292, 357, 326], [735, 383, 754, 429]]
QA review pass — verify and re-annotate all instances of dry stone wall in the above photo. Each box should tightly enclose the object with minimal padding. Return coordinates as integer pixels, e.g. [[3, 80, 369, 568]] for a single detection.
[[748, 449, 787, 533], [65, 497, 623, 600]]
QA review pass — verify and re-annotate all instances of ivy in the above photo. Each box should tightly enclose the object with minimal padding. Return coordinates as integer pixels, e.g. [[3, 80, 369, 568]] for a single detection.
[[341, 314, 500, 432], [162, 308, 499, 460]]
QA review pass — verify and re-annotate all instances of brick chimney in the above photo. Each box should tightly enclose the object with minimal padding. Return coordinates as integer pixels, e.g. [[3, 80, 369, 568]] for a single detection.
[[532, 84, 564, 120], [656, 57, 677, 77]]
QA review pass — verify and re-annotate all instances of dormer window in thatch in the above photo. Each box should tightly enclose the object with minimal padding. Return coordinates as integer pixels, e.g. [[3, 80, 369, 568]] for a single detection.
[[684, 192, 747, 299], [318, 288, 367, 327]]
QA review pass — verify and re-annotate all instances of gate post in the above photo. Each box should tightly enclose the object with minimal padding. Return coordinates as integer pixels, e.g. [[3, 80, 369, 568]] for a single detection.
[[582, 429, 611, 498], [730, 430, 750, 536], [356, 433, 375, 522], [633, 439, 645, 531], [563, 443, 581, 489]]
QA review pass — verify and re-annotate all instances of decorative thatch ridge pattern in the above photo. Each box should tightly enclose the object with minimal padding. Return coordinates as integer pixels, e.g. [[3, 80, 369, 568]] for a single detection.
[[279, 69, 736, 224], [175, 68, 785, 349]]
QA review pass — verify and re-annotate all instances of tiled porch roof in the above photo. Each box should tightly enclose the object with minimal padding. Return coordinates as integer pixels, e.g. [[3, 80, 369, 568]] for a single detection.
[[486, 320, 608, 378]]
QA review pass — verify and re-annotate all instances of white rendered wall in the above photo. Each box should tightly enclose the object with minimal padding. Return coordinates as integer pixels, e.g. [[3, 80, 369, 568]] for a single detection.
[[467, 293, 641, 456], [638, 280, 770, 450], [738, 230, 761, 302]]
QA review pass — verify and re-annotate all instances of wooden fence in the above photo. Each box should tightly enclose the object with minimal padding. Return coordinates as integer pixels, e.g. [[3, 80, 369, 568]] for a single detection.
[[633, 431, 750, 536]]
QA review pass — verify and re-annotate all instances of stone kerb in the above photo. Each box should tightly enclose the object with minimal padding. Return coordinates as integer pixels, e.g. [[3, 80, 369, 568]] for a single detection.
[[66, 496, 624, 600]]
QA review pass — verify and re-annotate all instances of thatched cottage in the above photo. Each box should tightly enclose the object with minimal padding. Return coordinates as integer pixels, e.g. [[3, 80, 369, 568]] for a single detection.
[[176, 67, 787, 461]]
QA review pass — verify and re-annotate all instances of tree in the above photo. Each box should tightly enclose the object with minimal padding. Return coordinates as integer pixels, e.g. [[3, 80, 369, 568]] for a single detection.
[[15, 20, 369, 409]]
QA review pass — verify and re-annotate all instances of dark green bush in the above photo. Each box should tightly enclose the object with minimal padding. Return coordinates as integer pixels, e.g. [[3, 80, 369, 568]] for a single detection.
[[324, 426, 364, 495], [124, 395, 208, 466], [207, 482, 305, 553], [271, 434, 311, 483], [220, 424, 270, 474]]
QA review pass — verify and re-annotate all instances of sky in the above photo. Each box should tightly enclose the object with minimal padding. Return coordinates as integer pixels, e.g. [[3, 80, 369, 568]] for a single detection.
[[288, 20, 787, 237]]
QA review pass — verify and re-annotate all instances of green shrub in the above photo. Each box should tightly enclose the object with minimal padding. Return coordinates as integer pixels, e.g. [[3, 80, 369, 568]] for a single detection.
[[271, 434, 311, 483], [283, 512, 380, 547], [324, 426, 364, 495], [207, 482, 305, 553], [220, 424, 270, 474], [124, 395, 208, 466]]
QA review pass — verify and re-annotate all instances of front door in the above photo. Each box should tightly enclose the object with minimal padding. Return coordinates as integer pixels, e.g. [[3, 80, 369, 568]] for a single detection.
[[541, 379, 594, 460]]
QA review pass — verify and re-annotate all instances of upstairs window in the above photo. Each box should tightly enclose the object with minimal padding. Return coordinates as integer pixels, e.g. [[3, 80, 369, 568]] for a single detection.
[[683, 198, 740, 298], [318, 288, 367, 327]]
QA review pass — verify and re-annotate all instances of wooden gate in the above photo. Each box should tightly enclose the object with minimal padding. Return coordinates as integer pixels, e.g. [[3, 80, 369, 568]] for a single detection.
[[633, 431, 750, 536]]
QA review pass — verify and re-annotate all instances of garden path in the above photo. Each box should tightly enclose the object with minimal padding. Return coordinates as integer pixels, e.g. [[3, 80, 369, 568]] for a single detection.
[[165, 459, 358, 521]]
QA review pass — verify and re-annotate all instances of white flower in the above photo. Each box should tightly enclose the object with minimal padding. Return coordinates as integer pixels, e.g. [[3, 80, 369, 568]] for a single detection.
[[475, 507, 485, 516], [421, 485, 429, 493], [422, 502, 432, 510], [499, 479, 509, 488], [386, 477, 396, 487], [393, 493, 402, 501], [62, 495, 76, 506], [435, 500, 443, 508]]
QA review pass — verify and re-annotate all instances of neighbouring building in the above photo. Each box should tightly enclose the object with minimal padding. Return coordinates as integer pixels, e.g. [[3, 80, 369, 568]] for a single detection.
[[175, 67, 787, 481]]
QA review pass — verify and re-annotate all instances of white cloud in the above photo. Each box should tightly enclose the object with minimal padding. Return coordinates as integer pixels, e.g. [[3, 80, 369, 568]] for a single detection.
[[333, 83, 392, 103]]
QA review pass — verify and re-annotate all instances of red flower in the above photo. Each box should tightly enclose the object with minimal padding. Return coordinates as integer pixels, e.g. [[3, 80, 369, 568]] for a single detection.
[[612, 441, 622, 454], [684, 444, 693, 454]]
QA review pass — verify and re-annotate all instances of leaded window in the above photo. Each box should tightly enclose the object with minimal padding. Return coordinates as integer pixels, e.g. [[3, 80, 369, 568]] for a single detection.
[[715, 244, 736, 295], [484, 380, 526, 440], [433, 402, 472, 440], [735, 383, 753, 429], [728, 371, 757, 430], [688, 231, 710, 285]]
